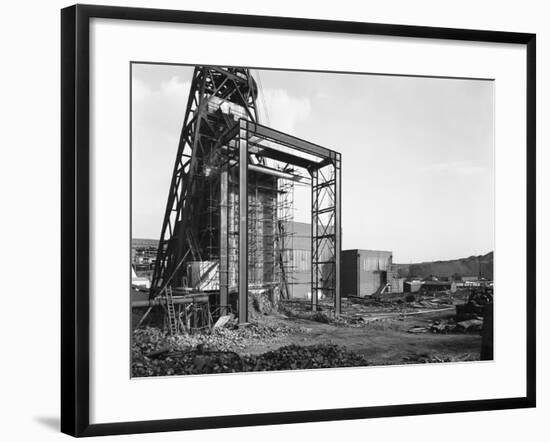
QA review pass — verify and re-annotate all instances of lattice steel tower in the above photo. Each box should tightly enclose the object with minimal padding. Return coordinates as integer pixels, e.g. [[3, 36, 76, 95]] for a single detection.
[[150, 67, 259, 296]]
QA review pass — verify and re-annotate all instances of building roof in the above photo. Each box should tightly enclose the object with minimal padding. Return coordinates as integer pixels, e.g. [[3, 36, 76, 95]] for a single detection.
[[343, 249, 393, 256], [422, 280, 452, 286]]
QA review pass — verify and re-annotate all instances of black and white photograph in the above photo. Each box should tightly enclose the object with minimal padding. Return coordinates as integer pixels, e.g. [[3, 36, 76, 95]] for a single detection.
[[0, 0, 543, 439], [131, 64, 495, 377]]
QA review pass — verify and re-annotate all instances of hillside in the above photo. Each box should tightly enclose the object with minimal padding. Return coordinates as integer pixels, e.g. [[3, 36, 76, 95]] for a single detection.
[[395, 251, 493, 280]]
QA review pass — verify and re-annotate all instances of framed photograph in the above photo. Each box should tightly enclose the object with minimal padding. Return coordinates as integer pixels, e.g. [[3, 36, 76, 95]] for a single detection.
[[61, 4, 536, 437]]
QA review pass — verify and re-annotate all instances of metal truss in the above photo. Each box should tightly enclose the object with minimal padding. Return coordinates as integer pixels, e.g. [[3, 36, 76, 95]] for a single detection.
[[151, 66, 341, 324], [311, 158, 341, 315], [150, 67, 258, 297], [219, 120, 342, 322]]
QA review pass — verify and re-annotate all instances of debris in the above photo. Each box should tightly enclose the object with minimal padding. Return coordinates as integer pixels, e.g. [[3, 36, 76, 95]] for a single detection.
[[244, 344, 369, 372], [213, 314, 234, 329], [361, 316, 386, 324], [456, 319, 483, 332], [132, 343, 369, 376], [408, 327, 429, 334], [429, 319, 456, 334], [456, 287, 493, 321]]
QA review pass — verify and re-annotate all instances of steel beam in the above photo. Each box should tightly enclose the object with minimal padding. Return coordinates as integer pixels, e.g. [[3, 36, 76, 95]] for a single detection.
[[247, 121, 333, 159], [248, 142, 320, 170], [238, 119, 249, 324]]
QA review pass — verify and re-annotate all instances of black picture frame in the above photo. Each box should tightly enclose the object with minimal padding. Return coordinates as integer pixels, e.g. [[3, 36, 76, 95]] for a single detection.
[[61, 4, 536, 437]]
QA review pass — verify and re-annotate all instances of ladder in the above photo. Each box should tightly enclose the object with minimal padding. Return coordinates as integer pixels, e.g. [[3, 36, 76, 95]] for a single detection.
[[165, 287, 178, 335]]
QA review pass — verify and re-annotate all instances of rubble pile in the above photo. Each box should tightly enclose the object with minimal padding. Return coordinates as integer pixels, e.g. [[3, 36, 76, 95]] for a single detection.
[[133, 346, 245, 376], [132, 339, 369, 377], [245, 344, 369, 371], [133, 320, 308, 356], [406, 289, 492, 335], [407, 317, 484, 334], [132, 320, 317, 377]]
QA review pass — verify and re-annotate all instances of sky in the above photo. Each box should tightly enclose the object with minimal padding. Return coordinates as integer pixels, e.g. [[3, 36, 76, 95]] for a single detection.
[[132, 63, 494, 263]]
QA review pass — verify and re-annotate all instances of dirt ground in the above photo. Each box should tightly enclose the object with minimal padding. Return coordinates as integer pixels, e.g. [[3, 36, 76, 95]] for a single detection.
[[243, 309, 480, 365], [132, 290, 483, 375]]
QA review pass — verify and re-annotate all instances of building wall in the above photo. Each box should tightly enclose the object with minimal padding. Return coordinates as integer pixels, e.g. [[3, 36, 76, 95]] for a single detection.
[[390, 276, 405, 293], [341, 250, 358, 297], [404, 281, 423, 293], [360, 270, 386, 297], [287, 221, 311, 299], [342, 249, 396, 297]]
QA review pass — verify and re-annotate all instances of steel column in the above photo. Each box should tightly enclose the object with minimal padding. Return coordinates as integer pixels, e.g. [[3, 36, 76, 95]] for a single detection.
[[238, 119, 249, 324], [335, 154, 342, 315], [311, 168, 318, 312]]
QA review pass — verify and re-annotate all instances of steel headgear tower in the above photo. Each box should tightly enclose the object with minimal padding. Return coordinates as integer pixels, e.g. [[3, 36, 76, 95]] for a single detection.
[[150, 67, 259, 296]]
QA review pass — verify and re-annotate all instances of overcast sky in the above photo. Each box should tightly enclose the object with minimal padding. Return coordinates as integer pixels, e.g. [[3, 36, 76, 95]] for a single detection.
[[132, 63, 494, 263]]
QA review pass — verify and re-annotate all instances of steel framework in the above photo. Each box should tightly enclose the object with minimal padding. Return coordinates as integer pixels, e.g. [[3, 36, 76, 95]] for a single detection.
[[150, 67, 259, 296], [218, 120, 342, 322], [151, 66, 341, 325]]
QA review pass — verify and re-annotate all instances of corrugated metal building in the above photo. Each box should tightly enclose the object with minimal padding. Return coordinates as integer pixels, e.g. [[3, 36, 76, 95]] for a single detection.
[[286, 221, 312, 299], [280, 227, 405, 299], [341, 249, 402, 297]]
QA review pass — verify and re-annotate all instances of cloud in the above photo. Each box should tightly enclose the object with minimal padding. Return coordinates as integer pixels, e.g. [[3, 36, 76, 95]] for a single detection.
[[257, 88, 311, 133], [133, 75, 190, 104], [159, 76, 191, 101], [132, 77, 149, 102], [135, 79, 310, 136], [132, 75, 191, 136]]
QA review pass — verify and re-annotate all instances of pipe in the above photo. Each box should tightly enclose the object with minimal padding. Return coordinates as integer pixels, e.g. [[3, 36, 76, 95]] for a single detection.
[[226, 159, 307, 182], [248, 163, 296, 179], [131, 295, 209, 308]]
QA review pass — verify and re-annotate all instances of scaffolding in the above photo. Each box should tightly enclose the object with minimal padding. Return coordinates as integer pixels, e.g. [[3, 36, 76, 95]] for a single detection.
[[217, 119, 342, 323], [275, 177, 295, 300], [149, 67, 341, 330]]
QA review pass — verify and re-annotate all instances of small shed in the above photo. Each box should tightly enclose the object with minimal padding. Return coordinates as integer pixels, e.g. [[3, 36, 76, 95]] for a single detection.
[[341, 249, 393, 297], [404, 280, 423, 293]]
